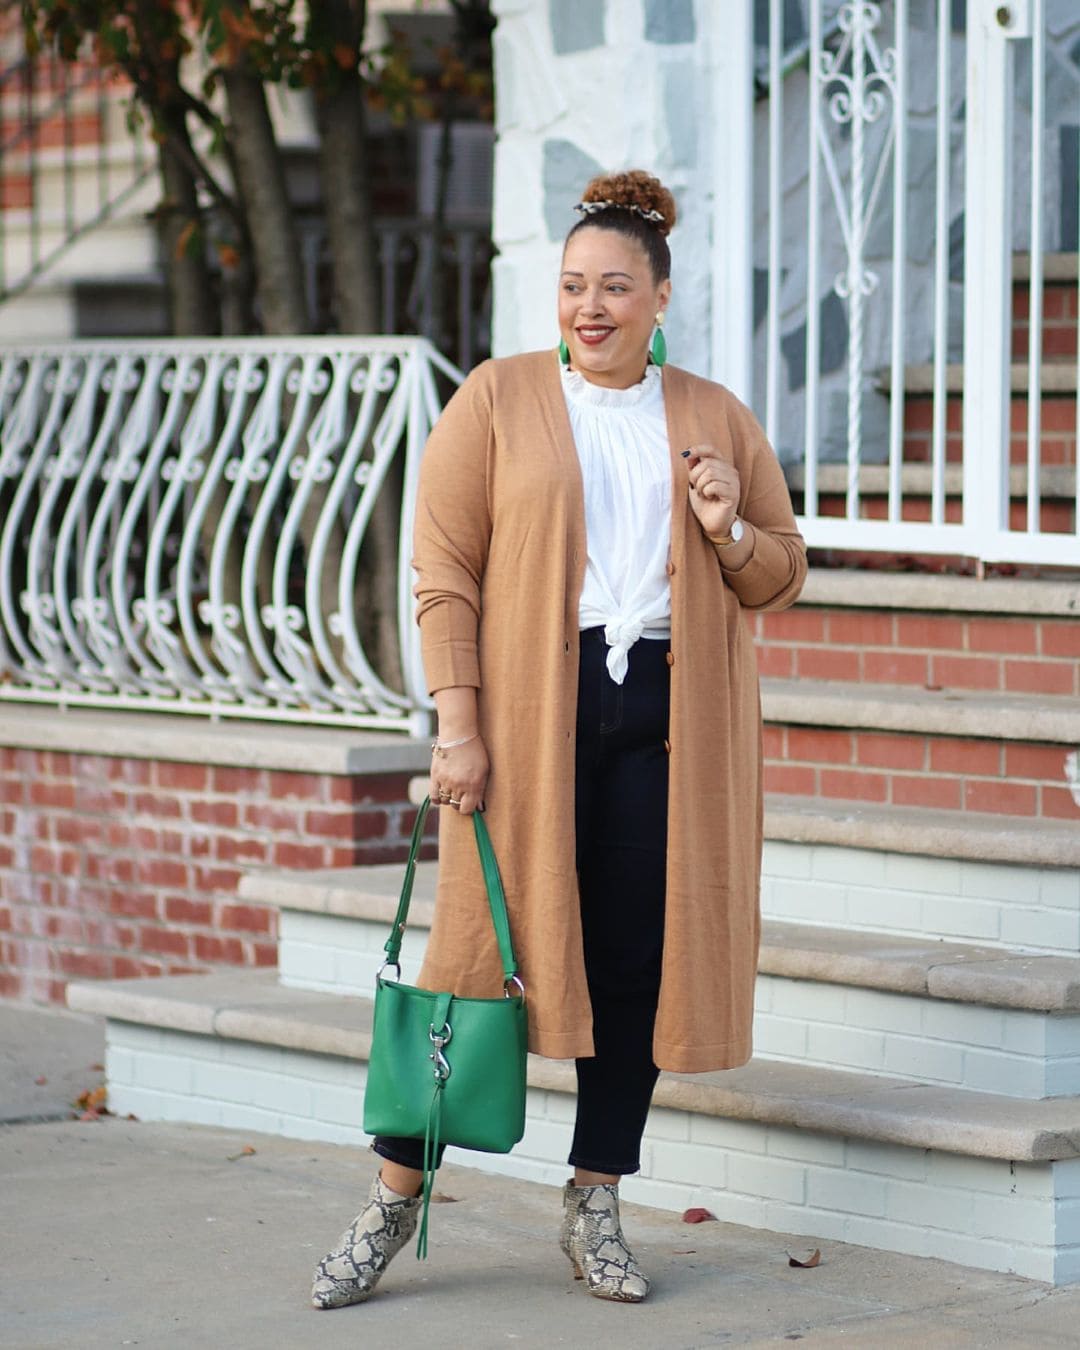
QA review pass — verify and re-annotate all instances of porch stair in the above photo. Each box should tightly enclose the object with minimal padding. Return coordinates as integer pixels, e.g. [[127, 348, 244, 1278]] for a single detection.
[[66, 568, 1080, 1281], [793, 252, 1078, 554]]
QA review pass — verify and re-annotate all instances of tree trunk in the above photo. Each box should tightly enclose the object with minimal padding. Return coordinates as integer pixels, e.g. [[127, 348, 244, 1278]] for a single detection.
[[315, 84, 379, 335], [156, 104, 216, 336], [219, 67, 308, 334]]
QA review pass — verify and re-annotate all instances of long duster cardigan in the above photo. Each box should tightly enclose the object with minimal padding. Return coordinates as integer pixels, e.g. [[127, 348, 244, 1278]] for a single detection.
[[412, 351, 806, 1073]]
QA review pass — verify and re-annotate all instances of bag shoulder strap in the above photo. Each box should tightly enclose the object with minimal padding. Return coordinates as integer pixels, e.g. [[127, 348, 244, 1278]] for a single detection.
[[382, 797, 519, 985]]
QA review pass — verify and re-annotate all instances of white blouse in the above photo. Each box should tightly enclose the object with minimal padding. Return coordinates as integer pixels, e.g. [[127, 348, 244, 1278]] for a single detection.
[[561, 363, 672, 684]]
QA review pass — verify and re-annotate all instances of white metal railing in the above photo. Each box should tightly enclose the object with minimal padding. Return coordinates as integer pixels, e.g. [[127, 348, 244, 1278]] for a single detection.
[[739, 0, 1079, 566], [0, 338, 462, 729]]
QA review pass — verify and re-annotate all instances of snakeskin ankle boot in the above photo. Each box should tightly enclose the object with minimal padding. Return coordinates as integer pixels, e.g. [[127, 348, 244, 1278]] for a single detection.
[[311, 1173, 421, 1310], [559, 1179, 650, 1302]]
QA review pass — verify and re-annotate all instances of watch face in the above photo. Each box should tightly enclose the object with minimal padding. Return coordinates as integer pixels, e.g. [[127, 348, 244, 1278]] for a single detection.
[[731, 518, 745, 543]]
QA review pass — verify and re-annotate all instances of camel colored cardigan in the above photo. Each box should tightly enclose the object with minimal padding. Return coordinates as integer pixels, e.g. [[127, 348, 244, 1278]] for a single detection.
[[412, 351, 806, 1073]]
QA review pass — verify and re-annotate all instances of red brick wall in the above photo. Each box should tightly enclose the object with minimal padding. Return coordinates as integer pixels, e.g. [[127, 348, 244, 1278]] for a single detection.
[[763, 726, 1078, 820], [0, 748, 433, 1006], [752, 608, 1080, 695]]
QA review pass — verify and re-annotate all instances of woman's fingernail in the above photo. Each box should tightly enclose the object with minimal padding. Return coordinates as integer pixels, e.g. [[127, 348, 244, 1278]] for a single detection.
[[681, 449, 692, 458]]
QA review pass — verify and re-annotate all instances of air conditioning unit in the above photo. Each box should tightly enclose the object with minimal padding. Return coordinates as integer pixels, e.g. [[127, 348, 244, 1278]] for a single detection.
[[416, 122, 494, 222]]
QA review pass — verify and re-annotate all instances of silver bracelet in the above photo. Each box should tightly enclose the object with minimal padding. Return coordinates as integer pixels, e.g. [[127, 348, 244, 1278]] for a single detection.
[[431, 731, 479, 758]]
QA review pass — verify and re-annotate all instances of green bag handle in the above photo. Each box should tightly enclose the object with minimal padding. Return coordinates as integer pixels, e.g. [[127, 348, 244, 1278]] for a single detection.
[[381, 797, 522, 991]]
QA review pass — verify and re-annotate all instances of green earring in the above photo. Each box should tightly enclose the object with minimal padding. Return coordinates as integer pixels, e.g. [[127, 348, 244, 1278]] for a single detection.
[[650, 315, 667, 367], [558, 337, 570, 366]]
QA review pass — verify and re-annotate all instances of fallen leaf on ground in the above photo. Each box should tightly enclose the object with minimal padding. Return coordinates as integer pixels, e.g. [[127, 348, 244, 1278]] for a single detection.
[[681, 1207, 716, 1224], [787, 1248, 822, 1268], [74, 1085, 109, 1119], [125, 1113, 139, 1122], [34, 1075, 47, 1085], [89, 1063, 105, 1072], [428, 1192, 459, 1204], [673, 1249, 697, 1255], [226, 1145, 257, 1161]]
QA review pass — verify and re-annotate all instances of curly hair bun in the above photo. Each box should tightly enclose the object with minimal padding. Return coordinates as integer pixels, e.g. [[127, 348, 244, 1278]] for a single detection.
[[580, 170, 677, 237]]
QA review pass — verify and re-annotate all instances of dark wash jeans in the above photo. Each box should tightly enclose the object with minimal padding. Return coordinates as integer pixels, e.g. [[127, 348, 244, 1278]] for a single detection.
[[374, 626, 670, 1177]]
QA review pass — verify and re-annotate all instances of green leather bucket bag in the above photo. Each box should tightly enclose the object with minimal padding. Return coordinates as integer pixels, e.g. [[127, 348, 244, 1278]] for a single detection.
[[362, 796, 527, 1256]]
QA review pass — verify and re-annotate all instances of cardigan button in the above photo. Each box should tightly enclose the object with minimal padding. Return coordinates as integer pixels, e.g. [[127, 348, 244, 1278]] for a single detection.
[[665, 651, 675, 666], [664, 738, 671, 754], [665, 562, 676, 576]]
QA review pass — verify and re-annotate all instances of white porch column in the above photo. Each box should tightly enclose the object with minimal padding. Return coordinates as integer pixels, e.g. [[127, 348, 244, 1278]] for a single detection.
[[705, 0, 755, 402], [962, 0, 1022, 542]]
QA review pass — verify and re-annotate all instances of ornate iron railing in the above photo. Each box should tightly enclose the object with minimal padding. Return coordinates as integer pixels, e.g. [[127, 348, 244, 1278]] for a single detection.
[[0, 338, 462, 729]]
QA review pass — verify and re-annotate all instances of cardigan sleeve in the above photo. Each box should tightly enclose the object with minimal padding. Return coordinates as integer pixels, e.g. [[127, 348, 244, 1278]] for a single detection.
[[411, 363, 495, 693], [713, 393, 808, 612]]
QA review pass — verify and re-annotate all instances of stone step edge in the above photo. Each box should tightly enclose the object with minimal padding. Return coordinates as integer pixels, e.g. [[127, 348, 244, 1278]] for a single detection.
[[65, 969, 1080, 1164], [766, 795, 1080, 867], [786, 463, 1076, 499], [761, 677, 1080, 743], [795, 570, 1080, 617], [240, 863, 1080, 1013], [1013, 251, 1079, 282], [884, 361, 1077, 394]]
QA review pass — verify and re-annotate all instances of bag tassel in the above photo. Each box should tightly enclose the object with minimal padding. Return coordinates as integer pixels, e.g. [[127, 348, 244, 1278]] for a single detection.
[[416, 1083, 443, 1260]]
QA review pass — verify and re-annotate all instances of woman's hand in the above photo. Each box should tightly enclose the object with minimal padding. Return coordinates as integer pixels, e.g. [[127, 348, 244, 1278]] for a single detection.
[[684, 444, 741, 538], [430, 735, 490, 816]]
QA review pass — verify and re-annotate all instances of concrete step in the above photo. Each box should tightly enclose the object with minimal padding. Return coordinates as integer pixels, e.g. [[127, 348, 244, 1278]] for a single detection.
[[242, 862, 1080, 1100], [66, 968, 1080, 1283]]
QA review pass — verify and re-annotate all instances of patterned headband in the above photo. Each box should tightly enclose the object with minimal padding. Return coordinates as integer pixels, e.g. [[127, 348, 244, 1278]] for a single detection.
[[573, 199, 666, 225]]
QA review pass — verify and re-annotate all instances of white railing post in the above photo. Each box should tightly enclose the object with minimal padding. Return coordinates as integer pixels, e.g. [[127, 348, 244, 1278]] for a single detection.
[[707, 0, 755, 403], [962, 0, 1026, 545]]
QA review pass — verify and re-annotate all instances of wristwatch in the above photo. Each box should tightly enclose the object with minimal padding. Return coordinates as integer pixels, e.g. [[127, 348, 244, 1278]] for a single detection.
[[708, 518, 744, 547]]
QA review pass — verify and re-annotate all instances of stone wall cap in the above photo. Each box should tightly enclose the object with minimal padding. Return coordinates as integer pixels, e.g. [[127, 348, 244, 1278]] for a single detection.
[[798, 569, 1080, 617], [761, 678, 1080, 743], [0, 707, 430, 774], [72, 970, 1080, 1161]]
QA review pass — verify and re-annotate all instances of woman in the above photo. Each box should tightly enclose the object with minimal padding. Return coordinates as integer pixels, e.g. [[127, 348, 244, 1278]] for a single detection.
[[312, 170, 806, 1309]]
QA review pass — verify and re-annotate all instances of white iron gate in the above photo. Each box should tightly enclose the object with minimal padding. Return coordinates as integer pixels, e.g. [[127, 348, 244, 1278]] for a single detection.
[[715, 0, 1079, 567]]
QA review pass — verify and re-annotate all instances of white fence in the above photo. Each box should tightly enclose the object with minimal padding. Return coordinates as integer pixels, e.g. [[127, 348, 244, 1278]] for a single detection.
[[720, 0, 1079, 567], [0, 338, 461, 729]]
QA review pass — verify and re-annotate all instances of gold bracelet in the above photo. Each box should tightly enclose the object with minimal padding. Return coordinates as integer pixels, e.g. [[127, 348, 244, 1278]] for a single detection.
[[431, 731, 479, 758]]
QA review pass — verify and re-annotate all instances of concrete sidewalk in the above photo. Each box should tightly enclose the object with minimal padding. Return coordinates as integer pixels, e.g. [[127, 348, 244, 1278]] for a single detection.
[[3, 1000, 1080, 1348]]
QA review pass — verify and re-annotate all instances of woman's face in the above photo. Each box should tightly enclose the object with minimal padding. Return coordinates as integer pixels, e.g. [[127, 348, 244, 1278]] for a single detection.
[[558, 228, 671, 389]]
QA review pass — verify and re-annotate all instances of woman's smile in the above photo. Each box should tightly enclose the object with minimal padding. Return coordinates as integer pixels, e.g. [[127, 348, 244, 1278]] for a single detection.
[[576, 325, 615, 345]]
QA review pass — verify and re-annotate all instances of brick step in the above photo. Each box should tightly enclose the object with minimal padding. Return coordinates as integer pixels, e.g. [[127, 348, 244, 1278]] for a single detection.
[[66, 969, 1080, 1284], [1012, 260, 1078, 361], [898, 378, 1076, 473], [243, 866, 1080, 1100], [752, 571, 1080, 695], [760, 680, 1080, 821]]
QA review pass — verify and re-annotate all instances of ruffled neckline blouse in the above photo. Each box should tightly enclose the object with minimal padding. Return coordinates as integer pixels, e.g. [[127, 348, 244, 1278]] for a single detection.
[[559, 361, 671, 683]]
